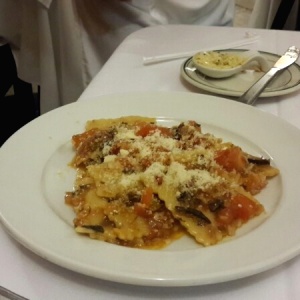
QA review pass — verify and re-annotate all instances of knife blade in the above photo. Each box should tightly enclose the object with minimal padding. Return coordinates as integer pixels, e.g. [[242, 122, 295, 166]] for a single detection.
[[238, 46, 300, 106]]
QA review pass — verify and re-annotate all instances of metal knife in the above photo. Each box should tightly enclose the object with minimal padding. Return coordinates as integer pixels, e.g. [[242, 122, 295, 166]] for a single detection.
[[238, 46, 300, 106]]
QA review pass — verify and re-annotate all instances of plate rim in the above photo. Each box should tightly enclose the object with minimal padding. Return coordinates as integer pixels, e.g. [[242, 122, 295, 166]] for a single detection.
[[1, 91, 300, 287]]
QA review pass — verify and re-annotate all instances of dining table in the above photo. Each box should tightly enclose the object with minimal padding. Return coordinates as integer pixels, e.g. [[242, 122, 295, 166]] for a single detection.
[[1, 24, 300, 300]]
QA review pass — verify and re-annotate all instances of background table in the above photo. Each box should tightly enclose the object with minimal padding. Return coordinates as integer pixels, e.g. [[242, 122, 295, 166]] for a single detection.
[[1, 24, 300, 300]]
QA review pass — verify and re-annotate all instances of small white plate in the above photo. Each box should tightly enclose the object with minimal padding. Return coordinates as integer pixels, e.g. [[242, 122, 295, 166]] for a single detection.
[[181, 49, 300, 97], [1, 91, 300, 287]]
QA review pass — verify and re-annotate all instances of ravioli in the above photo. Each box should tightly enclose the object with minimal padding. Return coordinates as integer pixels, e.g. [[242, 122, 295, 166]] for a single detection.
[[65, 116, 279, 248]]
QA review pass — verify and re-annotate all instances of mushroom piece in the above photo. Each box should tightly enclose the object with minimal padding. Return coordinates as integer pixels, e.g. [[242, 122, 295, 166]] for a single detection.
[[245, 154, 270, 165]]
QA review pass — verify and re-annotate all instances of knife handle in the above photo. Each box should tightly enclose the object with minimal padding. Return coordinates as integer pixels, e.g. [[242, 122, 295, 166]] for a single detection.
[[238, 67, 279, 106]]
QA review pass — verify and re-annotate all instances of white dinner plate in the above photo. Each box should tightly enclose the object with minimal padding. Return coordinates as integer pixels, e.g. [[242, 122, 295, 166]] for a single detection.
[[181, 49, 300, 97], [1, 91, 300, 287]]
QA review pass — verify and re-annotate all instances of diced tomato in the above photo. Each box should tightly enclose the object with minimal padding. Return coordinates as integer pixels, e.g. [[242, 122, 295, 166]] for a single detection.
[[135, 123, 172, 137], [133, 187, 154, 218], [217, 194, 259, 225], [215, 146, 247, 172], [157, 126, 173, 137], [141, 187, 153, 206], [72, 128, 99, 148], [216, 207, 234, 226], [134, 203, 151, 218], [231, 194, 258, 221]]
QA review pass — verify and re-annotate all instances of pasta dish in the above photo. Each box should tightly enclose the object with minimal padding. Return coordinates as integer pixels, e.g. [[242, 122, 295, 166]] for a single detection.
[[65, 116, 279, 249]]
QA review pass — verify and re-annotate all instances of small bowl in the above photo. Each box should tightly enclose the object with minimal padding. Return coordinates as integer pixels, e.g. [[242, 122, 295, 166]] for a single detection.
[[192, 50, 270, 78]]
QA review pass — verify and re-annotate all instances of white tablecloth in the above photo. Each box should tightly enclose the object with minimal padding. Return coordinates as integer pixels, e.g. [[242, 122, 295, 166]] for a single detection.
[[1, 25, 300, 300]]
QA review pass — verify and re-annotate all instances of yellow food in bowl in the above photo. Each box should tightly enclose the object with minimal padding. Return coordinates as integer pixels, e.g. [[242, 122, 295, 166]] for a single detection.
[[193, 51, 247, 70]]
